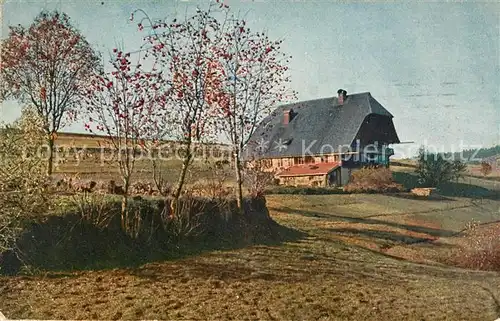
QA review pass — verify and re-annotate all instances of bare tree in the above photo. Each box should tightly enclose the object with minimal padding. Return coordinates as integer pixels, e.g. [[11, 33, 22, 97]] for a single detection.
[[84, 49, 169, 235], [131, 1, 295, 212], [243, 161, 276, 198], [211, 11, 296, 210], [134, 3, 226, 215], [0, 11, 101, 175]]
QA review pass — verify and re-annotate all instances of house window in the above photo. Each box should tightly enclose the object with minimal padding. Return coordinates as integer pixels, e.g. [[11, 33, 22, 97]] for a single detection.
[[324, 155, 340, 163], [278, 159, 283, 167], [294, 157, 304, 165], [260, 159, 271, 168], [305, 156, 314, 164]]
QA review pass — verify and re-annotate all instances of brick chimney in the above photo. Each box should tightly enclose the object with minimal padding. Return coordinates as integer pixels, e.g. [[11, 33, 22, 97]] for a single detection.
[[283, 109, 294, 125], [337, 89, 347, 105]]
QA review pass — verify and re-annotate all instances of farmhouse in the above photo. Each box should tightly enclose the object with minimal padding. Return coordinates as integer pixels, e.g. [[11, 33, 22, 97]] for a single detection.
[[244, 89, 400, 187]]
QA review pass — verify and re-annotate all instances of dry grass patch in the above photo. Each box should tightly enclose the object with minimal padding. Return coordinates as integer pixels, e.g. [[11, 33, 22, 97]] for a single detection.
[[449, 223, 500, 271], [2, 231, 500, 320], [2, 194, 500, 320], [0, 236, 496, 319]]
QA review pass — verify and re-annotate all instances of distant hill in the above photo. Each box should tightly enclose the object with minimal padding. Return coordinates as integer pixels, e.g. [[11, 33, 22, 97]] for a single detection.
[[52, 132, 232, 155], [448, 145, 500, 163], [391, 145, 500, 166]]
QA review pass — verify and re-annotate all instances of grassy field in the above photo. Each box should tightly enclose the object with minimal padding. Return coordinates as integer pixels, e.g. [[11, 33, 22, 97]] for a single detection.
[[51, 134, 500, 183], [2, 193, 500, 320], [50, 132, 233, 184], [2, 136, 500, 319], [391, 158, 500, 182], [467, 164, 500, 181]]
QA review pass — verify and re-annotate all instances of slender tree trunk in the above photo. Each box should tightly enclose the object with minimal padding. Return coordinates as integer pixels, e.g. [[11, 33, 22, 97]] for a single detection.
[[121, 194, 128, 230], [171, 142, 192, 217], [151, 159, 166, 196], [47, 135, 55, 176], [121, 174, 131, 232], [234, 147, 244, 213]]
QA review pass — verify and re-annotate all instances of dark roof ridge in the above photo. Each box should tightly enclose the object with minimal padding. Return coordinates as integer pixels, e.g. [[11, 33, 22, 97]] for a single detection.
[[244, 91, 399, 159], [282, 92, 373, 108], [283, 96, 333, 107]]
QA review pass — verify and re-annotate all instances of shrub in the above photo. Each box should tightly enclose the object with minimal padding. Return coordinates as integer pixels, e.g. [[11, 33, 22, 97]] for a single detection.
[[130, 181, 155, 196], [191, 161, 233, 200], [243, 165, 275, 197], [106, 180, 125, 195], [168, 195, 208, 242], [344, 167, 404, 193], [190, 182, 234, 199], [415, 147, 467, 187], [71, 192, 116, 230], [2, 195, 278, 273], [73, 180, 97, 193], [480, 161, 493, 177], [0, 107, 50, 256]]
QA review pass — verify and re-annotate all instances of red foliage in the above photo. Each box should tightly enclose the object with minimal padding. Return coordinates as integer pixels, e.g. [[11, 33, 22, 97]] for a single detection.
[[208, 18, 297, 145], [0, 11, 100, 131], [131, 2, 295, 145], [139, 5, 227, 143], [83, 50, 170, 146], [127, 3, 296, 208], [40, 87, 46, 100]]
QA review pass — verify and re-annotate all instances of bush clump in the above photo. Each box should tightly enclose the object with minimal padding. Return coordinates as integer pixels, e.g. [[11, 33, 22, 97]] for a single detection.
[[0, 194, 286, 274], [344, 167, 405, 193], [452, 223, 500, 271], [0, 107, 50, 257], [415, 147, 467, 187]]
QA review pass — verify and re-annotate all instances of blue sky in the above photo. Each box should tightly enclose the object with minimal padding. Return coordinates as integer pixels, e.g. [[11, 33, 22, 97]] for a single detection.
[[1, 0, 499, 157]]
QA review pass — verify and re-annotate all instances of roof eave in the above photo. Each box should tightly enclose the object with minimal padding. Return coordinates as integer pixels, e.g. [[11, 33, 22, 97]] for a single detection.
[[277, 172, 329, 177]]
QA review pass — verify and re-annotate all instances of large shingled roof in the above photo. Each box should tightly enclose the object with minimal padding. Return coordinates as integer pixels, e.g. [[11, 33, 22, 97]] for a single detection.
[[244, 92, 399, 159]]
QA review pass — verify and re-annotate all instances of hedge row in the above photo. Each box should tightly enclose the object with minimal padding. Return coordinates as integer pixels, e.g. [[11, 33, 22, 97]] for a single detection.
[[0, 196, 296, 274]]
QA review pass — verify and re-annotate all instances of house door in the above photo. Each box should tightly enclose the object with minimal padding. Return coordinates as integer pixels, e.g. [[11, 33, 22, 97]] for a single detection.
[[328, 169, 339, 186]]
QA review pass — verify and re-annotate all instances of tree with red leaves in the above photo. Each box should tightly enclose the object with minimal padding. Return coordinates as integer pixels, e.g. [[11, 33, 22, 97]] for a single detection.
[[134, 3, 227, 215], [0, 11, 100, 175], [83, 50, 169, 235], [134, 2, 295, 212], [211, 11, 296, 210]]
